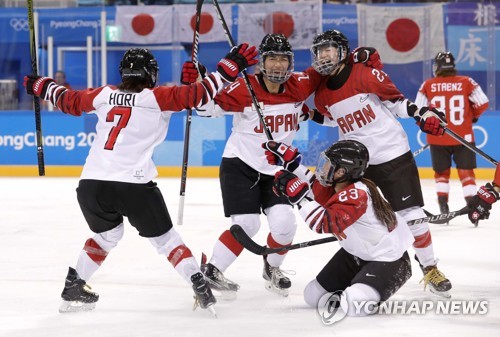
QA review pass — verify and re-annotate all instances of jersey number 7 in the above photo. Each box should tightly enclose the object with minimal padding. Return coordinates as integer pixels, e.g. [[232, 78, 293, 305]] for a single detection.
[[104, 106, 132, 150]]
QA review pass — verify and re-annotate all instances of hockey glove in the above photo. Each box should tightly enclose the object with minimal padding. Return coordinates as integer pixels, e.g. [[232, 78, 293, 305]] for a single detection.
[[349, 47, 383, 70], [24, 75, 55, 98], [273, 170, 310, 205], [467, 183, 500, 223], [262, 141, 302, 172], [217, 43, 258, 83], [414, 106, 447, 136], [180, 61, 207, 85]]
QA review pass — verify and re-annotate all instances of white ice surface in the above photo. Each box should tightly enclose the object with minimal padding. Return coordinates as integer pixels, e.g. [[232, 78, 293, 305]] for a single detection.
[[1, 177, 499, 337]]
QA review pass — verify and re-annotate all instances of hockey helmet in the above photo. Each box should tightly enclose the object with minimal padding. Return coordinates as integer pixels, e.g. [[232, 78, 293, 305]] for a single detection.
[[119, 48, 159, 88], [316, 140, 369, 186], [259, 34, 294, 84], [310, 30, 349, 76], [433, 51, 455, 76]]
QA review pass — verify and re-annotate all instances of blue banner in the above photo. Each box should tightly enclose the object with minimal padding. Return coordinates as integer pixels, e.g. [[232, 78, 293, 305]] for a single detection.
[[2, 111, 498, 169]]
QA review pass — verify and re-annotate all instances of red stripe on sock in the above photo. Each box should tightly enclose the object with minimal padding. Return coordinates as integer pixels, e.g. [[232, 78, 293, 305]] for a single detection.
[[219, 230, 244, 256], [167, 244, 193, 268], [83, 238, 108, 266], [267, 233, 291, 256], [413, 231, 432, 248]]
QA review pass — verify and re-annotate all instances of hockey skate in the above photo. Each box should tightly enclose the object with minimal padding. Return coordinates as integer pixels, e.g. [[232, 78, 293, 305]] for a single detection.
[[191, 272, 217, 317], [415, 256, 452, 298], [59, 267, 99, 313], [262, 255, 291, 297], [438, 196, 450, 225], [200, 261, 239, 301]]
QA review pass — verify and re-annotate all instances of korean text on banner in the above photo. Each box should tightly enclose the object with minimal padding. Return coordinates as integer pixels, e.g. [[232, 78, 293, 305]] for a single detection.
[[176, 4, 231, 43], [238, 3, 322, 50], [357, 4, 445, 64], [115, 6, 173, 44]]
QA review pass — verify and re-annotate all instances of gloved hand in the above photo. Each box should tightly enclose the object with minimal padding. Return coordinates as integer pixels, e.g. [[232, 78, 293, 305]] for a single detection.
[[349, 47, 383, 70], [273, 170, 310, 205], [217, 43, 258, 82], [467, 183, 500, 223], [23, 75, 55, 98], [414, 106, 447, 136], [180, 61, 207, 85], [262, 141, 302, 172]]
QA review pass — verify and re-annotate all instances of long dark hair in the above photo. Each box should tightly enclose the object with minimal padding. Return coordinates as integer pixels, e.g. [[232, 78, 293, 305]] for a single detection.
[[361, 177, 397, 231]]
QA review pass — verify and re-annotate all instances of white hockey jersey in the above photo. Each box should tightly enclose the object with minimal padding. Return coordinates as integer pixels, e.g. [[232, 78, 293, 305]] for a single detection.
[[299, 179, 414, 262], [314, 64, 413, 165], [44, 73, 224, 183], [198, 70, 322, 175]]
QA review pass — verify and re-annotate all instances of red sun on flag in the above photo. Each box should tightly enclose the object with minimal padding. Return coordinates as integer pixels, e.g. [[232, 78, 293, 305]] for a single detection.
[[263, 12, 294, 38], [191, 12, 214, 35], [131, 13, 155, 36], [385, 18, 420, 52]]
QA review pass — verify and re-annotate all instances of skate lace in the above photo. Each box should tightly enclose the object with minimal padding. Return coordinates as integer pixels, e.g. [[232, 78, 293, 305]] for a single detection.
[[420, 267, 447, 290], [270, 266, 295, 280]]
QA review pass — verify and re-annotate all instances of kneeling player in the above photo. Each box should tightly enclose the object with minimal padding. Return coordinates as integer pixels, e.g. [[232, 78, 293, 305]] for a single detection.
[[264, 140, 414, 316]]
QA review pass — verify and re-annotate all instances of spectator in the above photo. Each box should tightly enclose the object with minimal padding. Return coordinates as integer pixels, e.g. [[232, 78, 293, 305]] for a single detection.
[[54, 70, 71, 89]]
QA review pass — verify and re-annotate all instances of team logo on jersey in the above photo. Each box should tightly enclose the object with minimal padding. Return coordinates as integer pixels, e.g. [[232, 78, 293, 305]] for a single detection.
[[337, 104, 376, 134], [254, 113, 299, 134], [359, 94, 369, 103], [317, 290, 347, 325]]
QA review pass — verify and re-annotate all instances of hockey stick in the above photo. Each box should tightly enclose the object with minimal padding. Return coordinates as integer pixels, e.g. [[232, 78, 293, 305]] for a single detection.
[[210, 0, 273, 140], [412, 144, 430, 157], [178, 0, 204, 226], [442, 125, 498, 166], [27, 0, 45, 176], [230, 224, 338, 255], [230, 207, 469, 255]]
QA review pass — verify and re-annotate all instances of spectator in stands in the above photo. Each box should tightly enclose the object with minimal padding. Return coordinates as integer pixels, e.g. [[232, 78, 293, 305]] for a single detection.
[[54, 71, 72, 89]]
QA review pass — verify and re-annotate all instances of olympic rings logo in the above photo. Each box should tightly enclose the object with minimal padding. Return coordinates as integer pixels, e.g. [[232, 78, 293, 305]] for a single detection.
[[10, 18, 29, 32], [417, 125, 489, 149]]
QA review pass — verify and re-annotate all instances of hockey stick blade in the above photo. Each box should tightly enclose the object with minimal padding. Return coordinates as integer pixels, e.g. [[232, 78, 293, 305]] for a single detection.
[[410, 206, 469, 225], [230, 224, 338, 255]]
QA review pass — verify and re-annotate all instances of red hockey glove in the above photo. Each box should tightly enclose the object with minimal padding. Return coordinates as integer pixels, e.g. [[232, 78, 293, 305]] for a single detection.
[[262, 141, 302, 172], [217, 43, 258, 82], [349, 47, 383, 70], [24, 75, 55, 98], [414, 106, 447, 136], [273, 170, 310, 205], [467, 183, 500, 223], [180, 61, 207, 85]]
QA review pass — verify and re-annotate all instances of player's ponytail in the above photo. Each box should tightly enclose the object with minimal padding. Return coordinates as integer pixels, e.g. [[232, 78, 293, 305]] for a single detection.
[[362, 178, 397, 231]]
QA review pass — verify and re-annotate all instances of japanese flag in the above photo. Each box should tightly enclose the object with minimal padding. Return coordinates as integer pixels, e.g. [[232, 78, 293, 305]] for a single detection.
[[115, 6, 173, 44], [357, 4, 445, 64], [238, 3, 321, 50], [176, 4, 231, 43]]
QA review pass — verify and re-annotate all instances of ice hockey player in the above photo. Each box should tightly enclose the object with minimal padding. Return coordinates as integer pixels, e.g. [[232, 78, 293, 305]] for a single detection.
[[181, 34, 384, 298], [264, 139, 413, 316], [23, 45, 258, 315], [306, 29, 452, 297], [467, 163, 500, 224]]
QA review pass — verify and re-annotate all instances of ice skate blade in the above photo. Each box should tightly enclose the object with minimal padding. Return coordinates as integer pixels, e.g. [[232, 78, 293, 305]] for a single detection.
[[207, 305, 218, 318], [264, 281, 289, 297], [59, 300, 96, 313], [429, 288, 451, 299]]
